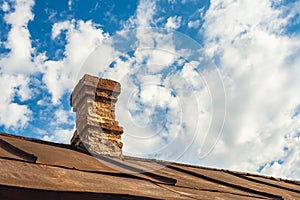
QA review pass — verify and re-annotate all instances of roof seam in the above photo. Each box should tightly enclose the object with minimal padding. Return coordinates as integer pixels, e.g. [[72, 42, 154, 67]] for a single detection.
[[225, 171, 300, 194], [171, 162, 300, 184], [0, 138, 37, 163], [170, 184, 271, 199], [0, 184, 161, 199], [0, 156, 174, 186], [167, 165, 284, 200]]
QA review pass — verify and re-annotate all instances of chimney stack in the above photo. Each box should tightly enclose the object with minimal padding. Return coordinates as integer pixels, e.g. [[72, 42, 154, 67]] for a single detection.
[[70, 74, 123, 158]]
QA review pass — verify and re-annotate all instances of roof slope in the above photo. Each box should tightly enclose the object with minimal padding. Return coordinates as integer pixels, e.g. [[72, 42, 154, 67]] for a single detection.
[[0, 132, 299, 200]]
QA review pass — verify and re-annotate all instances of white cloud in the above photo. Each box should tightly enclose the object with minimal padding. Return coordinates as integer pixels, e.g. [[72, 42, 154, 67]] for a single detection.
[[0, 103, 31, 129], [4, 0, 34, 27], [0, 0, 36, 129], [136, 0, 156, 27], [1, 1, 10, 12], [0, 74, 32, 129], [121, 0, 157, 31], [43, 128, 74, 144], [188, 20, 200, 29], [0, 0, 37, 75], [51, 20, 72, 39], [51, 108, 74, 126], [68, 0, 72, 11], [43, 20, 111, 104], [84, 0, 216, 163], [133, 48, 176, 73], [165, 16, 182, 30], [199, 0, 300, 179], [261, 130, 300, 178]]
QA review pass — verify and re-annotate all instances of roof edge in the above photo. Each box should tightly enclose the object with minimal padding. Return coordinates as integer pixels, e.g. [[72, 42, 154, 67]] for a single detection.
[[1, 132, 299, 185]]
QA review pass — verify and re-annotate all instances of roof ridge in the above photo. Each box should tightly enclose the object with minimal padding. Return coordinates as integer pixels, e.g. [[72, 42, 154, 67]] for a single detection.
[[167, 161, 300, 185], [0, 131, 76, 150], [1, 131, 299, 185]]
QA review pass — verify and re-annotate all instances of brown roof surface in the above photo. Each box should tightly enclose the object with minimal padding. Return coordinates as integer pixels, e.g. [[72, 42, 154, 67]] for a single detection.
[[0, 132, 299, 200]]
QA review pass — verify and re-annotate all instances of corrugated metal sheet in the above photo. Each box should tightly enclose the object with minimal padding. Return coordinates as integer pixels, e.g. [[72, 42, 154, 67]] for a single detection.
[[0, 132, 299, 199]]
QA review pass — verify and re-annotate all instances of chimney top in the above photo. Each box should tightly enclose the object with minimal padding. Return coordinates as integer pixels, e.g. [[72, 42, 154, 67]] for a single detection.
[[70, 74, 123, 158]]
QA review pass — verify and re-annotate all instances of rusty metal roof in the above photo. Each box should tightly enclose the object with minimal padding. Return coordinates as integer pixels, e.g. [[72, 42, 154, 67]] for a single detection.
[[0, 132, 299, 199]]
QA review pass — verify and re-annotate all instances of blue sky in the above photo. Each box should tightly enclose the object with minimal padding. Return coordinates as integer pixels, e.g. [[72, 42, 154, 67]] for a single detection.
[[1, 0, 300, 180]]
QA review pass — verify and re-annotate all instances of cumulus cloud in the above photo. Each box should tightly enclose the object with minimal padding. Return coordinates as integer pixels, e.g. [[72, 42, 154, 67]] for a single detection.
[[43, 128, 74, 144], [88, 0, 218, 162], [35, 18, 120, 143], [0, 74, 32, 129], [136, 0, 156, 27], [165, 16, 182, 30], [0, 0, 36, 129], [51, 108, 74, 126], [43, 19, 110, 104], [200, 0, 300, 179], [0, 0, 37, 75]]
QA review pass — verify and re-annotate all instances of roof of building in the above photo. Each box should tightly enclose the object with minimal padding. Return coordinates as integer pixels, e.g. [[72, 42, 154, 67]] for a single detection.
[[0, 132, 299, 200]]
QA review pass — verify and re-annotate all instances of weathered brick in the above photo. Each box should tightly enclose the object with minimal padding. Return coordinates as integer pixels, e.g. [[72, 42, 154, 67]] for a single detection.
[[70, 74, 123, 158]]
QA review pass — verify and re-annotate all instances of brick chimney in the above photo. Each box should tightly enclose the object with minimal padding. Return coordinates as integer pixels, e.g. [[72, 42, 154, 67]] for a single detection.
[[70, 74, 123, 158]]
